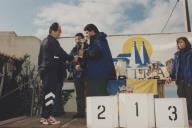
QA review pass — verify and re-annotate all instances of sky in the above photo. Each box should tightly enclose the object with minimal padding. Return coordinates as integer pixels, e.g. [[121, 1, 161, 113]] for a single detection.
[[0, 0, 191, 39]]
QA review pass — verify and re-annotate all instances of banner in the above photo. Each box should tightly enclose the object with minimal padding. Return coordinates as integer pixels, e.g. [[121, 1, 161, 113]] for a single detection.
[[127, 79, 158, 95], [106, 79, 157, 95], [59, 32, 192, 79]]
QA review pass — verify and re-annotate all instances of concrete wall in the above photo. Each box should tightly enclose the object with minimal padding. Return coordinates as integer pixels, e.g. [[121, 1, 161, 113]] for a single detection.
[[0, 32, 41, 65]]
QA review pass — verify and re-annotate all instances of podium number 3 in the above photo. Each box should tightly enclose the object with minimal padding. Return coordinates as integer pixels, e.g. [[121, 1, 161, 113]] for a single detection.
[[98, 105, 106, 119], [168, 106, 177, 121]]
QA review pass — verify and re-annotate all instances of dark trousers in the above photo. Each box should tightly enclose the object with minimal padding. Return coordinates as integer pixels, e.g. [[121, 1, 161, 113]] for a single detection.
[[40, 68, 57, 119], [85, 79, 108, 96], [52, 81, 64, 116], [74, 78, 85, 114], [52, 68, 66, 116], [177, 81, 192, 120]]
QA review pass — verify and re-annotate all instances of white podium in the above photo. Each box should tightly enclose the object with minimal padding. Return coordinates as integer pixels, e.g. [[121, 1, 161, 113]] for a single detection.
[[155, 98, 189, 128], [119, 93, 155, 128], [86, 96, 118, 128]]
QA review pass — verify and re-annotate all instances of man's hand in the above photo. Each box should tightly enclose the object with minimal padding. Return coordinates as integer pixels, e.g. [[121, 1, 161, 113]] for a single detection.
[[74, 55, 79, 62], [75, 65, 81, 70], [165, 77, 173, 84]]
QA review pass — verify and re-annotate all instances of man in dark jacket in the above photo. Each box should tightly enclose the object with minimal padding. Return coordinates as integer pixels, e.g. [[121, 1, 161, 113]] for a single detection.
[[38, 22, 75, 125], [82, 24, 116, 96], [70, 33, 88, 118], [167, 37, 192, 124]]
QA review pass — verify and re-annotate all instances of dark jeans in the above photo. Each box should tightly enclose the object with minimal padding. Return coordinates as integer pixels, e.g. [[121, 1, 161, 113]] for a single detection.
[[177, 81, 192, 120], [85, 79, 108, 96], [74, 78, 85, 114]]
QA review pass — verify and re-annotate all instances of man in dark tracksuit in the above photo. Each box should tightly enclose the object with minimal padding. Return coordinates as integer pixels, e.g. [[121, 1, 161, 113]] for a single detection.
[[70, 33, 88, 118], [83, 24, 116, 96], [38, 22, 74, 125]]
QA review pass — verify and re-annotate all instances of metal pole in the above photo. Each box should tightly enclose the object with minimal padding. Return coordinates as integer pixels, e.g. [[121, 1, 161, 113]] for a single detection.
[[182, 0, 191, 32], [0, 65, 5, 96]]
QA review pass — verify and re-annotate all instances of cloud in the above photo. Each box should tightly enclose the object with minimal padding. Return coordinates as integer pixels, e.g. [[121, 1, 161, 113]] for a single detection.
[[124, 0, 185, 34], [33, 0, 190, 39]]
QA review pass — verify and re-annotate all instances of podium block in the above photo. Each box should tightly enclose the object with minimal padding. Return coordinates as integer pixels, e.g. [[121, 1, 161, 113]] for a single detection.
[[119, 93, 155, 128], [155, 98, 189, 128], [86, 96, 118, 128]]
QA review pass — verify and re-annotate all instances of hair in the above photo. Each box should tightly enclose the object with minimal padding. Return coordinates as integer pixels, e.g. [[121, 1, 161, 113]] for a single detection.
[[176, 36, 191, 49], [49, 22, 59, 34], [84, 24, 99, 33], [75, 33, 84, 38]]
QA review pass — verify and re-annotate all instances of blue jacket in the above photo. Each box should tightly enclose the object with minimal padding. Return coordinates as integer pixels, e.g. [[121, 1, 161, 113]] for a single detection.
[[84, 32, 116, 79], [170, 48, 192, 85]]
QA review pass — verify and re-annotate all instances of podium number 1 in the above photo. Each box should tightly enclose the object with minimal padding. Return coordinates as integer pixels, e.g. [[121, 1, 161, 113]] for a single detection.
[[135, 102, 139, 117], [98, 105, 106, 119], [168, 106, 177, 121]]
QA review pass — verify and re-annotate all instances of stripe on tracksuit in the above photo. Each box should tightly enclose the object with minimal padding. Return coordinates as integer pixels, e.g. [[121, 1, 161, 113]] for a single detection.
[[45, 92, 55, 106]]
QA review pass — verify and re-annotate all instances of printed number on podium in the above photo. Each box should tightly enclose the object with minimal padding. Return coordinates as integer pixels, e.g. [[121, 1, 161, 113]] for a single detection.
[[119, 93, 155, 128], [98, 105, 106, 119], [135, 102, 139, 117], [168, 106, 177, 121], [86, 96, 118, 128], [155, 98, 189, 128]]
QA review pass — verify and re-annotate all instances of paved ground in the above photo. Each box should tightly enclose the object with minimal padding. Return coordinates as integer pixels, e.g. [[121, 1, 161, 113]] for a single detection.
[[0, 113, 191, 128], [0, 113, 86, 128]]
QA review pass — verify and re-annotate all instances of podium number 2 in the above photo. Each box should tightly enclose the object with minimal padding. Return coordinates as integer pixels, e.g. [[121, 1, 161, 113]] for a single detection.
[[135, 102, 139, 117], [168, 106, 177, 121], [98, 105, 106, 119]]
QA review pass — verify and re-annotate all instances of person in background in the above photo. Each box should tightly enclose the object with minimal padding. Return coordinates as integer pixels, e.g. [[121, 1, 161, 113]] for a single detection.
[[38, 22, 76, 125], [81, 24, 116, 96], [166, 37, 192, 124], [70, 33, 88, 118]]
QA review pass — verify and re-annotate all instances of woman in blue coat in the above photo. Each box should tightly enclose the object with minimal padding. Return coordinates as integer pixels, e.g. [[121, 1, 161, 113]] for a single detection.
[[82, 24, 116, 96], [167, 37, 192, 122]]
